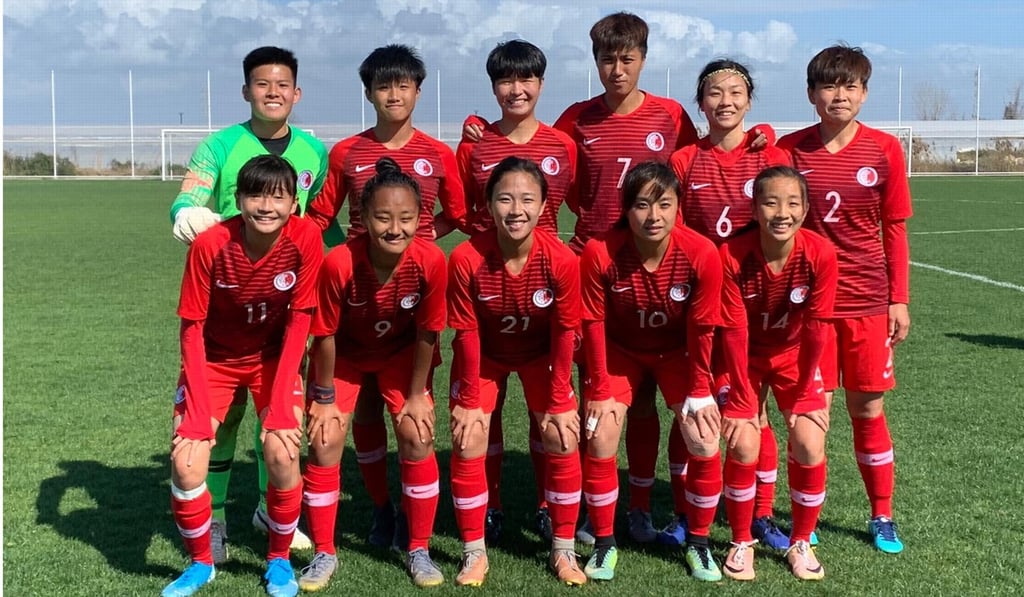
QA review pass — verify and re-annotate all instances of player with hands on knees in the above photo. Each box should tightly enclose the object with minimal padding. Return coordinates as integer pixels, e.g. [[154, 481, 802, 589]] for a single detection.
[[447, 157, 586, 587], [578, 161, 723, 582], [300, 157, 448, 590], [164, 155, 322, 597]]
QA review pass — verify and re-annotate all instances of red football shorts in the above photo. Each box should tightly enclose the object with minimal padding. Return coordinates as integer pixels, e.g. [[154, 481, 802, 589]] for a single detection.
[[324, 346, 435, 415], [589, 343, 691, 408], [450, 353, 565, 415], [174, 358, 300, 422], [749, 347, 826, 414], [820, 313, 895, 393]]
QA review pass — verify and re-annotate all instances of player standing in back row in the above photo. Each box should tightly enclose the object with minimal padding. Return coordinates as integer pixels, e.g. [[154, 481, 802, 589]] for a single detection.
[[778, 45, 912, 554]]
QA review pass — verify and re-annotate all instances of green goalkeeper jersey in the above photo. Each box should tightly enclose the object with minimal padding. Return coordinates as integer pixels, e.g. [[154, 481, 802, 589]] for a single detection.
[[170, 122, 344, 245]]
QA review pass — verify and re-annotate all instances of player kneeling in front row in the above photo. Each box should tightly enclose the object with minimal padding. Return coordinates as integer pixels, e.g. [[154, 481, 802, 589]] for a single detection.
[[718, 166, 838, 580], [301, 157, 448, 590], [579, 161, 723, 582], [164, 155, 322, 597], [447, 157, 586, 587]]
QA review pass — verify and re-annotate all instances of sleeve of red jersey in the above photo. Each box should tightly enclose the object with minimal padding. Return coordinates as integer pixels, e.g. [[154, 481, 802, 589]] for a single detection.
[[552, 103, 583, 139], [289, 220, 325, 311], [548, 244, 581, 413], [434, 141, 471, 234], [310, 247, 349, 337], [879, 133, 913, 304], [558, 129, 581, 214], [667, 99, 699, 148], [717, 242, 756, 418], [446, 243, 479, 331], [685, 235, 724, 400], [306, 142, 350, 232], [177, 233, 216, 321], [579, 240, 607, 322], [808, 237, 838, 321], [417, 244, 449, 332], [455, 140, 483, 228], [177, 318, 215, 440], [263, 309, 311, 431], [461, 113, 490, 143], [765, 145, 793, 167]]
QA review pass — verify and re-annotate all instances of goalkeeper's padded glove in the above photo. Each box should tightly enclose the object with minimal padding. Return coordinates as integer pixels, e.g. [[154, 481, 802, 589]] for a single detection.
[[172, 206, 223, 245]]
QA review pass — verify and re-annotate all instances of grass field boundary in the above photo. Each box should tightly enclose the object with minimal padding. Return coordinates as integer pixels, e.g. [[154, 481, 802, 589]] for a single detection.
[[911, 260, 1024, 292], [910, 227, 1024, 235]]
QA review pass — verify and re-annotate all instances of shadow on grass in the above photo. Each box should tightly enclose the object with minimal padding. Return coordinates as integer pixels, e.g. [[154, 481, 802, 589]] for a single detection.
[[946, 332, 1024, 350]]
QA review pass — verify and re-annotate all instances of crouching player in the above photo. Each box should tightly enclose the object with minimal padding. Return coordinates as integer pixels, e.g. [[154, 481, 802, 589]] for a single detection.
[[165, 155, 322, 597], [447, 157, 586, 587], [718, 166, 837, 580], [579, 162, 723, 582], [302, 157, 448, 590]]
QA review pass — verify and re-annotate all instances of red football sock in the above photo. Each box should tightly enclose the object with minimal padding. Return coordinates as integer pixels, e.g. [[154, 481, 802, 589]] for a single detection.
[[852, 414, 895, 518], [451, 454, 487, 544], [583, 454, 618, 538], [723, 457, 757, 543], [789, 458, 827, 543], [302, 463, 340, 555], [684, 453, 722, 538], [352, 419, 390, 507], [528, 416, 548, 509], [485, 412, 505, 512], [545, 452, 582, 541], [626, 413, 659, 512], [171, 484, 213, 565], [668, 423, 689, 515], [266, 482, 303, 561], [400, 455, 440, 551], [754, 423, 779, 519]]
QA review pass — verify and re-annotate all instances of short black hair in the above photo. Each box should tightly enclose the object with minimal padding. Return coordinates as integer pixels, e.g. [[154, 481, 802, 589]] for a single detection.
[[358, 157, 422, 213], [359, 44, 427, 89], [486, 40, 547, 83], [484, 156, 548, 203], [806, 44, 872, 89], [590, 12, 648, 60], [243, 46, 298, 86], [235, 154, 297, 202], [614, 161, 680, 229]]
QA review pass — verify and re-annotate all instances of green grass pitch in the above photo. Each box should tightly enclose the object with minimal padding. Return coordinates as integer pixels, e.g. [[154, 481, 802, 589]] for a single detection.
[[3, 176, 1023, 595]]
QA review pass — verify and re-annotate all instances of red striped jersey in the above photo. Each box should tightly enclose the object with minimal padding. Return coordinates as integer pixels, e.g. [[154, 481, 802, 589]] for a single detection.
[[778, 124, 912, 316], [448, 228, 580, 365], [178, 215, 322, 362], [554, 92, 699, 253], [307, 128, 467, 239], [720, 228, 838, 354], [670, 139, 791, 244], [581, 226, 722, 356], [455, 121, 577, 234], [311, 235, 447, 364]]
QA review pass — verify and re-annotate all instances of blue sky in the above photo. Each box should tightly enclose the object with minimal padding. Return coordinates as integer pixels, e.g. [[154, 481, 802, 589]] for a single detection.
[[4, 0, 1023, 127]]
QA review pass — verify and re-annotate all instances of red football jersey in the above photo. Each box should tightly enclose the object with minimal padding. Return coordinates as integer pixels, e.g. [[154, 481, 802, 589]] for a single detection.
[[554, 92, 699, 253], [448, 228, 580, 366], [455, 121, 577, 235], [311, 236, 447, 364], [581, 226, 722, 356], [670, 139, 791, 244], [720, 228, 838, 354], [178, 215, 322, 362], [307, 128, 467, 239], [778, 124, 912, 317]]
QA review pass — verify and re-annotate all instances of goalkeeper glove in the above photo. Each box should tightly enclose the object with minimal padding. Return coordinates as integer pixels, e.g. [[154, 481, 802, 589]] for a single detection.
[[172, 206, 223, 245]]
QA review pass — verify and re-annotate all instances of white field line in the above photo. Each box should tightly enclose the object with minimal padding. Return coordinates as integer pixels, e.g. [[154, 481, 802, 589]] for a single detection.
[[911, 261, 1024, 293], [913, 198, 1024, 205], [911, 227, 1024, 235]]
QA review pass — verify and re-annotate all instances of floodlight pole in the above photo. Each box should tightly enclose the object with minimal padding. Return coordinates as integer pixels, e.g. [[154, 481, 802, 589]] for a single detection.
[[974, 66, 981, 176], [207, 70, 213, 131], [129, 69, 136, 178], [51, 70, 58, 178]]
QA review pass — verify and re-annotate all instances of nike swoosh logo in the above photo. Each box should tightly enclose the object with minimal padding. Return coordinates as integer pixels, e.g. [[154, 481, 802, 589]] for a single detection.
[[870, 457, 888, 463], [347, 298, 368, 306], [690, 183, 711, 190], [354, 164, 374, 173], [583, 137, 601, 146], [477, 294, 501, 301], [799, 169, 814, 175], [744, 293, 759, 299], [882, 370, 893, 379], [481, 162, 500, 171], [215, 280, 239, 289], [611, 285, 631, 293]]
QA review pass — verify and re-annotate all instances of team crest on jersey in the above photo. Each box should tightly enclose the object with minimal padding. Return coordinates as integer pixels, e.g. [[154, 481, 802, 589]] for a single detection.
[[541, 156, 560, 176], [856, 166, 879, 187], [743, 178, 755, 199], [400, 293, 421, 309], [669, 283, 691, 302], [274, 271, 297, 291], [414, 158, 434, 177], [533, 288, 554, 308], [297, 170, 314, 191], [790, 285, 810, 304], [645, 132, 666, 152], [175, 385, 186, 405]]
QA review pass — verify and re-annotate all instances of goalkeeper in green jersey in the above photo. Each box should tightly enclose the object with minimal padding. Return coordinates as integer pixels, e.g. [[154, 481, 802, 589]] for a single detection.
[[168, 46, 338, 564]]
